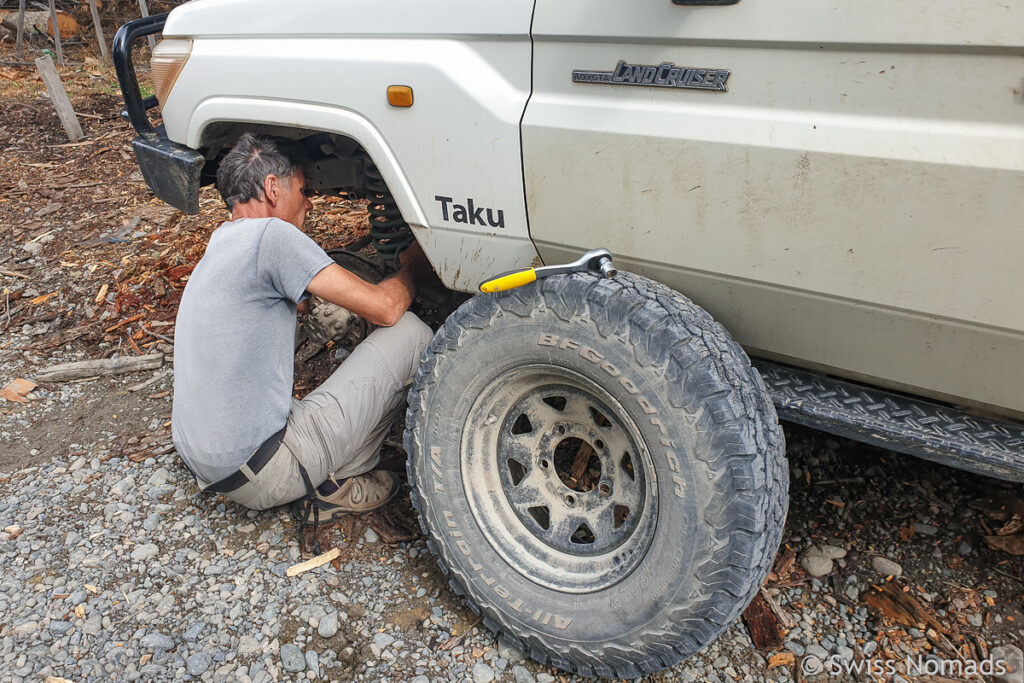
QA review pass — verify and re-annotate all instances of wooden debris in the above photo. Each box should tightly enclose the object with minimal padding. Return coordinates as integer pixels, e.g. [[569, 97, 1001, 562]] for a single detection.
[[34, 54, 83, 141], [34, 352, 163, 383], [140, 324, 173, 344], [80, 216, 139, 248], [285, 547, 341, 577], [984, 534, 1024, 556], [863, 582, 946, 634], [974, 634, 989, 659], [47, 0, 63, 65], [30, 292, 57, 305], [87, 0, 108, 62], [127, 441, 173, 463], [0, 377, 36, 403], [364, 506, 419, 544], [996, 513, 1023, 536], [127, 367, 170, 392], [438, 634, 464, 651], [29, 324, 91, 353], [0, 269, 29, 279], [969, 492, 1024, 522], [104, 312, 144, 333], [766, 546, 797, 585], [741, 590, 784, 650], [14, 0, 25, 56], [295, 340, 326, 364], [137, 0, 156, 51], [126, 332, 143, 355], [760, 587, 796, 629]]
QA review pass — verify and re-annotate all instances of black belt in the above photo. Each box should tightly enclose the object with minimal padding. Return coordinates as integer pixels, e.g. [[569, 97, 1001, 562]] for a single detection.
[[203, 426, 286, 493]]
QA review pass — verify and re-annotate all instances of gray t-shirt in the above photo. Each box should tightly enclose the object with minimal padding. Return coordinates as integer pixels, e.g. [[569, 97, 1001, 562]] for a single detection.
[[172, 217, 334, 483]]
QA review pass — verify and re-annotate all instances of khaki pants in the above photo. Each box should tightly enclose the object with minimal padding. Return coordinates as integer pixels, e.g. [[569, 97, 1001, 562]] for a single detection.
[[226, 311, 433, 510]]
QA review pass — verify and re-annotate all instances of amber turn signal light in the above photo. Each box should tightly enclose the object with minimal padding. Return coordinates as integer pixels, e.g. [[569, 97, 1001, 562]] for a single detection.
[[387, 85, 413, 107]]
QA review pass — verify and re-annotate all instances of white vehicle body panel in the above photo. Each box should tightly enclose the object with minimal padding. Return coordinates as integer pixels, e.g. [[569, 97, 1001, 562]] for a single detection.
[[159, 0, 537, 292], [149, 0, 1024, 416], [524, 0, 1024, 415]]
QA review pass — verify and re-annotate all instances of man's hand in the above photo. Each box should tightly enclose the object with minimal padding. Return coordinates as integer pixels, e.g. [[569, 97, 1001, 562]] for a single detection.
[[398, 242, 429, 276]]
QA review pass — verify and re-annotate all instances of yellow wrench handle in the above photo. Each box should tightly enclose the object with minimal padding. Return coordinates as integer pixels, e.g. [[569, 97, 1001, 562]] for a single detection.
[[478, 268, 537, 293]]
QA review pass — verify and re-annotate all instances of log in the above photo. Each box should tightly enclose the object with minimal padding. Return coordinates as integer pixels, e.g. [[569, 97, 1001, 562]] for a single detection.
[[34, 353, 163, 383], [34, 54, 83, 141], [1, 10, 79, 40], [87, 0, 108, 62]]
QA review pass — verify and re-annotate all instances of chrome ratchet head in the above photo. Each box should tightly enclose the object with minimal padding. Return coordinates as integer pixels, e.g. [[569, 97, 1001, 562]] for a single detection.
[[536, 248, 617, 278], [586, 249, 617, 278]]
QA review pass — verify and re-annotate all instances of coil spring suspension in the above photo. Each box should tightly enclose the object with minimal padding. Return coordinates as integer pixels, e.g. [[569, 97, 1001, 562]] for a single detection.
[[364, 161, 414, 260]]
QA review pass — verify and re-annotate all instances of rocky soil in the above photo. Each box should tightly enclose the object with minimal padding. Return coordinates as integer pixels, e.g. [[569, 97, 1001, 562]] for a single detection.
[[2, 18, 1023, 683]]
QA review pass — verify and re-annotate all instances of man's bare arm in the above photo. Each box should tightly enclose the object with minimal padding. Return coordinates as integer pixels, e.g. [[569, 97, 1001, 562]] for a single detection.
[[306, 263, 416, 327], [306, 244, 430, 326]]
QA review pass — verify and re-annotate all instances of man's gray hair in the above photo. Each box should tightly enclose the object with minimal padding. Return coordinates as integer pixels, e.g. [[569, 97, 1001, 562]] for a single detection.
[[216, 133, 303, 211]]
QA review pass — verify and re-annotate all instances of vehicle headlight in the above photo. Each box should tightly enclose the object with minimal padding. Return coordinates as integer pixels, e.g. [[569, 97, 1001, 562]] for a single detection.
[[151, 38, 192, 105]]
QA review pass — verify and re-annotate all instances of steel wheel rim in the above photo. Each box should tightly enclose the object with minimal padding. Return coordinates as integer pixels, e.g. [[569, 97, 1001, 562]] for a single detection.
[[462, 364, 658, 593]]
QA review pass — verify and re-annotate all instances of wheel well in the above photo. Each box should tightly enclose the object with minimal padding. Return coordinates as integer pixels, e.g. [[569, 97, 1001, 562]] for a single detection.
[[198, 122, 375, 200], [199, 122, 438, 274]]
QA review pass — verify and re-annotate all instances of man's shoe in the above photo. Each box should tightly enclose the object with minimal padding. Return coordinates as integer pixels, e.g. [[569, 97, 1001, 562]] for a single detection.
[[308, 470, 401, 521]]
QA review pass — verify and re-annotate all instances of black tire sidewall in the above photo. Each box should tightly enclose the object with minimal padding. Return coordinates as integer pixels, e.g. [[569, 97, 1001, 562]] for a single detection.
[[417, 301, 731, 646]]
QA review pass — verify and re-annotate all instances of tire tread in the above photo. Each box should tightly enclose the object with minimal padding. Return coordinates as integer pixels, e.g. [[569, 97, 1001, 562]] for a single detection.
[[404, 272, 787, 679]]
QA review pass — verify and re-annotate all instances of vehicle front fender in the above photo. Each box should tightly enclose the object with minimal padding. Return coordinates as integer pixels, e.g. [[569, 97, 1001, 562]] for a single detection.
[[188, 97, 428, 229]]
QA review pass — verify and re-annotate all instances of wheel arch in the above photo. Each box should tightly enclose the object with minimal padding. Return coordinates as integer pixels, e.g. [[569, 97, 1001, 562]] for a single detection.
[[187, 97, 429, 229]]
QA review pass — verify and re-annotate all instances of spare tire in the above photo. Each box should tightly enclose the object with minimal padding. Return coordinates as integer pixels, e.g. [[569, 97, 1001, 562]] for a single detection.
[[405, 271, 787, 678]]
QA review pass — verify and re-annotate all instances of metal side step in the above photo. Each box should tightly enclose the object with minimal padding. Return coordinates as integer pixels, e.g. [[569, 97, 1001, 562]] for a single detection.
[[753, 360, 1024, 483]]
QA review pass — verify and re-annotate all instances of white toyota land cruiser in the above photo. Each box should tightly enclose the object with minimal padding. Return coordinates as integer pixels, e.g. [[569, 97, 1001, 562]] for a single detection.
[[114, 1, 1024, 677]]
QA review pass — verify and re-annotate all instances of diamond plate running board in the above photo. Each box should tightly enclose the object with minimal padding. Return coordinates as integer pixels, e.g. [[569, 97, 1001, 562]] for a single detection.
[[753, 360, 1024, 483]]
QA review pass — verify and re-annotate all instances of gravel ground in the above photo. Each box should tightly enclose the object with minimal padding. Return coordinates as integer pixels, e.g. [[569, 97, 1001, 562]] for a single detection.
[[2, 353, 1023, 682]]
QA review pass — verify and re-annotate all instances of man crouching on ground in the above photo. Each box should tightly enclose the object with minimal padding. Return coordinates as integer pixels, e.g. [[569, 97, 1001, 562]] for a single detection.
[[171, 132, 433, 520]]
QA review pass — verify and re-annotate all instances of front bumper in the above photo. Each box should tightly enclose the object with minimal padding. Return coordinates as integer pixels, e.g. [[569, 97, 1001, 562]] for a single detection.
[[113, 14, 205, 214], [132, 135, 205, 215]]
